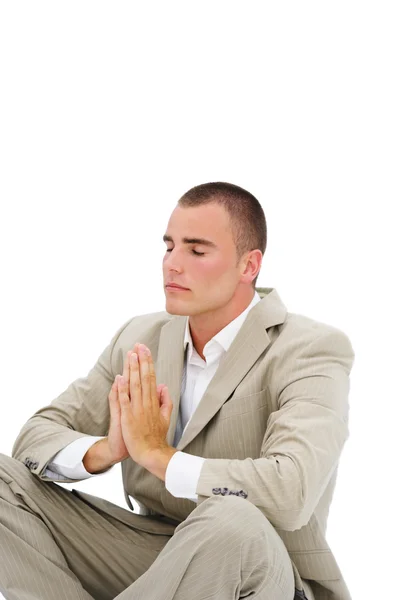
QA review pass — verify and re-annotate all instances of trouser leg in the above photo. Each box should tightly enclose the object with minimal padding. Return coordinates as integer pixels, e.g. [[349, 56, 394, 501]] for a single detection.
[[115, 494, 296, 600], [0, 453, 173, 600]]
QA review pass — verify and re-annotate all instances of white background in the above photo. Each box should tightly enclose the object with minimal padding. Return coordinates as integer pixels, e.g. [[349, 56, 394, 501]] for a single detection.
[[1, 2, 397, 599]]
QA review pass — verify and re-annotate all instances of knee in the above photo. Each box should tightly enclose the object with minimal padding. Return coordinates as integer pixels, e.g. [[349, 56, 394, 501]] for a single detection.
[[202, 492, 266, 520], [193, 494, 273, 543]]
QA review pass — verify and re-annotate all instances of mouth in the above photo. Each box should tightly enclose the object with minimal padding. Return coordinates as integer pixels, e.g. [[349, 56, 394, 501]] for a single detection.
[[165, 284, 190, 291]]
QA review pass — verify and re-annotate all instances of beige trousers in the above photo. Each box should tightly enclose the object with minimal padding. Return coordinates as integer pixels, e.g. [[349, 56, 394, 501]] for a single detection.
[[0, 453, 301, 600]]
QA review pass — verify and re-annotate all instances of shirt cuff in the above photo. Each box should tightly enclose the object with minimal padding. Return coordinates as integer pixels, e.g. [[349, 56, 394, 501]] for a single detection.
[[45, 436, 113, 480], [165, 451, 206, 501]]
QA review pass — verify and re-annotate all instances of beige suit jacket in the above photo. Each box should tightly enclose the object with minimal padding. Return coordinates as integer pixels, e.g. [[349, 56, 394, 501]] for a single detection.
[[12, 287, 355, 600]]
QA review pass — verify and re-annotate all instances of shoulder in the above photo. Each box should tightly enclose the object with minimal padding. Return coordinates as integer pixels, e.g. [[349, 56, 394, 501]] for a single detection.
[[256, 287, 354, 358], [273, 311, 355, 364], [112, 310, 175, 347], [107, 310, 178, 375]]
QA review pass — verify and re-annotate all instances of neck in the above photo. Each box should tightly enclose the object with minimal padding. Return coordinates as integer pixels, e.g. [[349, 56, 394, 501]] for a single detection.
[[189, 288, 256, 358]]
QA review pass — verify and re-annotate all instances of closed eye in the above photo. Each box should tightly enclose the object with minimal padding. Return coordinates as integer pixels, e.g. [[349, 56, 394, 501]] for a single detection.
[[166, 249, 205, 256]]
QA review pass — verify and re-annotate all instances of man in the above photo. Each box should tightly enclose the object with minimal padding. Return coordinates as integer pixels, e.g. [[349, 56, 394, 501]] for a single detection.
[[0, 182, 355, 600]]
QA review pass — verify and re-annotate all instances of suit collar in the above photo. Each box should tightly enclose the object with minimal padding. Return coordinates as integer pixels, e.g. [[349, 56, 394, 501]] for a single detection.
[[183, 290, 262, 361], [157, 287, 287, 450]]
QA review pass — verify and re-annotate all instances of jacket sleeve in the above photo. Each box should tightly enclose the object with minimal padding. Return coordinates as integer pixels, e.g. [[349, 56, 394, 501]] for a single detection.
[[195, 328, 355, 531], [11, 317, 134, 482]]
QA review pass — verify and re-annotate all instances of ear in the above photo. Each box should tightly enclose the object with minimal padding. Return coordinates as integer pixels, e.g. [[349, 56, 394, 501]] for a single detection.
[[241, 249, 262, 283]]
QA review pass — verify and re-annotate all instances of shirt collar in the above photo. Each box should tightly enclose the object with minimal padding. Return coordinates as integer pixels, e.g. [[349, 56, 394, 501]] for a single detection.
[[184, 291, 261, 363]]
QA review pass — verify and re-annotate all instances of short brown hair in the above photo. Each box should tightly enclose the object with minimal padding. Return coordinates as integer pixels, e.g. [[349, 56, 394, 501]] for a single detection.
[[178, 182, 267, 288]]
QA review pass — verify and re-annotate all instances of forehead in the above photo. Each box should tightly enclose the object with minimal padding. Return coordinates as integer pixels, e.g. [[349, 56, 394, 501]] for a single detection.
[[166, 203, 232, 238]]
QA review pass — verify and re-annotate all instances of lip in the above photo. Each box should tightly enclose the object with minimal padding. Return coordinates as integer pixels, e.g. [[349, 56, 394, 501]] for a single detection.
[[165, 284, 190, 291]]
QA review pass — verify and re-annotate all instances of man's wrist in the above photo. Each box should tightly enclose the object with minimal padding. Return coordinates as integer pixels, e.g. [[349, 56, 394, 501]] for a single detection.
[[83, 438, 116, 474], [141, 446, 179, 481]]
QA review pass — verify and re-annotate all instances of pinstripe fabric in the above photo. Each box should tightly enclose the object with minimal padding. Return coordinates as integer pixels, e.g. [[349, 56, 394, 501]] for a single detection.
[[7, 287, 355, 600], [0, 453, 295, 599]]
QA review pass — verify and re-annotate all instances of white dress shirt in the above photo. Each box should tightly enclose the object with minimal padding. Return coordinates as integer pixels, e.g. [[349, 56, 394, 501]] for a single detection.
[[45, 291, 261, 506]]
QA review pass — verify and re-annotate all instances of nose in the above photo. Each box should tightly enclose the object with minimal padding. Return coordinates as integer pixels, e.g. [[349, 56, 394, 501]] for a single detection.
[[163, 249, 183, 274]]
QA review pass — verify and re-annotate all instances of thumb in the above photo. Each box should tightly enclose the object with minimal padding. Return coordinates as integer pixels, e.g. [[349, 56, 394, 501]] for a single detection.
[[157, 383, 166, 401], [159, 386, 173, 420], [109, 379, 121, 414]]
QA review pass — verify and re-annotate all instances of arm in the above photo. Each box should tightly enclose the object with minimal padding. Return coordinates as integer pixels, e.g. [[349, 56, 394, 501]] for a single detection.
[[11, 317, 135, 482], [195, 328, 355, 531], [45, 436, 114, 480]]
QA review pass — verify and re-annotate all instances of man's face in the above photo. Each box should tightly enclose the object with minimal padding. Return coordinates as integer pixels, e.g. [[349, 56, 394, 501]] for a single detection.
[[162, 202, 246, 316]]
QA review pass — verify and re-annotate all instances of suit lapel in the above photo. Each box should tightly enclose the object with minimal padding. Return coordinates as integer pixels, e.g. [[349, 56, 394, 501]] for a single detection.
[[157, 287, 287, 451], [155, 314, 187, 448]]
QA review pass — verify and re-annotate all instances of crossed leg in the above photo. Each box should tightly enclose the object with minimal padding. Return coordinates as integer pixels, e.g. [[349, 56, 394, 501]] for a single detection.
[[0, 453, 295, 600]]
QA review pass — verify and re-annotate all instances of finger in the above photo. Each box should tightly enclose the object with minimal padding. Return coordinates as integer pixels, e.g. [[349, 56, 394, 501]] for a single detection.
[[123, 344, 140, 390], [137, 345, 151, 409], [109, 378, 121, 417], [109, 377, 121, 402], [109, 377, 117, 395], [109, 378, 118, 401], [118, 377, 134, 437], [118, 375, 132, 409], [129, 351, 142, 410], [124, 344, 138, 386], [146, 349, 158, 406], [159, 385, 171, 407], [159, 386, 173, 423], [123, 351, 132, 389]]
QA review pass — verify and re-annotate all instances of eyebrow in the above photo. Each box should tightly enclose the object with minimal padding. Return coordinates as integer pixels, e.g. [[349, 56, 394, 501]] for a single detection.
[[163, 234, 217, 249]]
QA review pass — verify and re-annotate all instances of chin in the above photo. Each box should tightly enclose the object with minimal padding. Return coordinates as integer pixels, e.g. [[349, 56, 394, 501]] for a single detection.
[[164, 297, 188, 316], [165, 304, 191, 316]]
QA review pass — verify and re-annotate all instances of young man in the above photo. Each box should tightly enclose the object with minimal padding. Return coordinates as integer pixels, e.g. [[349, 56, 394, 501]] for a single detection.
[[0, 182, 355, 600]]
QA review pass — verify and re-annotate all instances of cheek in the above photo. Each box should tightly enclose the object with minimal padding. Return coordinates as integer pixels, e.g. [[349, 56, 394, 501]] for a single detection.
[[195, 257, 226, 279]]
